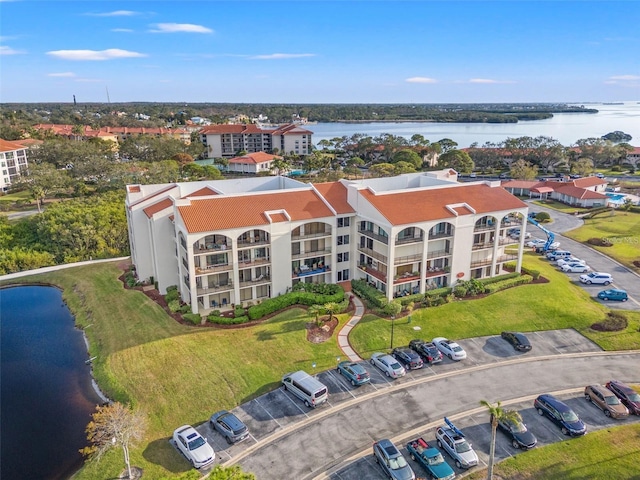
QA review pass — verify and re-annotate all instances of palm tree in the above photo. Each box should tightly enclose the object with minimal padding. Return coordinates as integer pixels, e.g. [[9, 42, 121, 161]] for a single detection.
[[323, 302, 340, 322], [307, 304, 324, 326], [480, 400, 521, 480]]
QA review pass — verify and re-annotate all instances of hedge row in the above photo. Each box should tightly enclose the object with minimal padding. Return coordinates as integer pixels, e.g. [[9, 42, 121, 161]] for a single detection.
[[183, 313, 203, 325], [247, 287, 345, 321], [207, 314, 251, 325], [504, 263, 540, 280], [484, 274, 533, 293], [478, 272, 521, 285], [351, 279, 387, 308]]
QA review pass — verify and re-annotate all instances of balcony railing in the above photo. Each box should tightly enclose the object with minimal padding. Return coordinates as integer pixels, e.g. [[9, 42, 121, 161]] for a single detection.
[[194, 244, 229, 254], [358, 264, 387, 284], [428, 231, 453, 240], [237, 257, 270, 267], [470, 258, 493, 268], [472, 242, 494, 250], [358, 228, 389, 245], [427, 249, 451, 259], [237, 238, 270, 248], [357, 246, 388, 265], [239, 275, 271, 288], [425, 268, 448, 278], [195, 263, 233, 274], [394, 253, 422, 265], [394, 272, 421, 284], [292, 266, 331, 278], [474, 224, 496, 232], [291, 247, 332, 260], [291, 229, 332, 240], [197, 282, 234, 296], [395, 235, 424, 246], [496, 254, 519, 263]]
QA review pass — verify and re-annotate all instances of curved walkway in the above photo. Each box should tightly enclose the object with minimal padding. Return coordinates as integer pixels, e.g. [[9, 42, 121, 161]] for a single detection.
[[337, 293, 365, 361]]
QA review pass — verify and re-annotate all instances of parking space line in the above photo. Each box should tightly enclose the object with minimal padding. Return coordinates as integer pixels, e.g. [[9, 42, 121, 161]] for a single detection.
[[326, 370, 358, 400], [252, 398, 283, 429], [533, 331, 563, 355], [281, 388, 311, 418]]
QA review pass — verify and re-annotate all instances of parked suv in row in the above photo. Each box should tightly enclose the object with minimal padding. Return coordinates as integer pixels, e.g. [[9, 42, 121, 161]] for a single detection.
[[392, 347, 424, 370], [534, 394, 586, 436], [373, 438, 415, 480], [606, 380, 640, 415], [584, 384, 629, 419], [579, 272, 613, 285], [409, 339, 443, 364]]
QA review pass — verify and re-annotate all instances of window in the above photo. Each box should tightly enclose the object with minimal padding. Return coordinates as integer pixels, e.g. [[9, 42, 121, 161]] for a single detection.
[[337, 235, 350, 245], [240, 288, 252, 301], [338, 252, 349, 262], [256, 285, 269, 298], [337, 217, 350, 228], [342, 269, 349, 280]]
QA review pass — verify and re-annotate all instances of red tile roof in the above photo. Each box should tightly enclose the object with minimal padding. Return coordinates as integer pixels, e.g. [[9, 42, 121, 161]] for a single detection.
[[128, 184, 177, 207], [555, 185, 607, 200], [199, 124, 265, 135], [127, 185, 141, 193], [143, 198, 173, 218], [501, 180, 539, 189], [360, 184, 526, 225], [452, 205, 474, 216], [184, 186, 218, 197], [268, 213, 289, 223], [314, 182, 355, 214], [177, 190, 334, 233], [0, 139, 28, 152], [228, 152, 279, 164], [572, 176, 607, 188]]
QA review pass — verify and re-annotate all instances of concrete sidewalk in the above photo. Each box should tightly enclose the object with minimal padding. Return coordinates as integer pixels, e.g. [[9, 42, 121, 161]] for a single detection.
[[337, 293, 365, 361]]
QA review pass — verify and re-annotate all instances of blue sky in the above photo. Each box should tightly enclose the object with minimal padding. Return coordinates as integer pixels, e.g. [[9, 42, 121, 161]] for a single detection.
[[1, 1, 638, 103]]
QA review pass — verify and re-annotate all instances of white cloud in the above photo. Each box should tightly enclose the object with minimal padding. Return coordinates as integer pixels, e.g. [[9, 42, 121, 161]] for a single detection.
[[608, 75, 640, 81], [468, 78, 515, 84], [406, 77, 437, 84], [0, 45, 26, 55], [149, 23, 213, 34], [47, 48, 147, 61], [250, 53, 316, 60], [85, 10, 139, 17], [47, 72, 76, 77], [111, 28, 134, 33]]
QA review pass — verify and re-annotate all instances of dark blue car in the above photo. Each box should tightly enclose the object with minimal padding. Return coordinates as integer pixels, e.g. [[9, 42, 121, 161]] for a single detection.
[[534, 394, 586, 436]]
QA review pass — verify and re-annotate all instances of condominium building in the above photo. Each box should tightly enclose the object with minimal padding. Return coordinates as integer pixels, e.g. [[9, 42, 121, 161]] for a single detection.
[[199, 123, 313, 158], [0, 139, 30, 191], [126, 170, 528, 314]]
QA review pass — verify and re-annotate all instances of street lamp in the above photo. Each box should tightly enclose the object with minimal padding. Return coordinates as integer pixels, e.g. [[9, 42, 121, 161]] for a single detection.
[[390, 315, 395, 350]]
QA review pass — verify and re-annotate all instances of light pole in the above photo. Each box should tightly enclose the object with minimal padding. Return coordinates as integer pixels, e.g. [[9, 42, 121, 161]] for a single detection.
[[390, 315, 395, 350]]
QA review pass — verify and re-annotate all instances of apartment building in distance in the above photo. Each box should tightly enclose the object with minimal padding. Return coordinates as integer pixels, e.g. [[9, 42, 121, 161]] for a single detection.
[[0, 139, 30, 191], [199, 123, 313, 158], [125, 170, 529, 314]]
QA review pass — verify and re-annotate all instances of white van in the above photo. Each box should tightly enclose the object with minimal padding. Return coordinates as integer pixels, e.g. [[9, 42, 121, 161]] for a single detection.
[[282, 370, 328, 408]]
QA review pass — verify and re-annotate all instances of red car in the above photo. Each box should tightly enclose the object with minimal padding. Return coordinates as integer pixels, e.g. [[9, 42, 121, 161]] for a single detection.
[[606, 380, 640, 415]]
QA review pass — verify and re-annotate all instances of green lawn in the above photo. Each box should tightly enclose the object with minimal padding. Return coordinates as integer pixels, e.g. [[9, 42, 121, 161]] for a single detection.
[[531, 199, 586, 214], [466, 423, 640, 480], [4, 254, 639, 479], [563, 210, 640, 273]]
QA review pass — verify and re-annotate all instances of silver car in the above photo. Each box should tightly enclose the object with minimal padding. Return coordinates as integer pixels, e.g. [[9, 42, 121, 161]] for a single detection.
[[370, 353, 406, 378]]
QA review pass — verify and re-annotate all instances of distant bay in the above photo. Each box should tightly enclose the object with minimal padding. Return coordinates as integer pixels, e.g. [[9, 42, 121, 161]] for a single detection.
[[309, 102, 640, 148]]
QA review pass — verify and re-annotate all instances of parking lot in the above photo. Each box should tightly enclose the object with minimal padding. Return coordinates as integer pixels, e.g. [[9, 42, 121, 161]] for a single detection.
[[172, 330, 639, 477]]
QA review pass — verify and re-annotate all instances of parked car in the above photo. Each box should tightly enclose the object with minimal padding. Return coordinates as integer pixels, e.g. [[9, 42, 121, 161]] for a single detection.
[[432, 337, 467, 361], [526, 238, 546, 248], [597, 289, 628, 302], [392, 347, 424, 370], [435, 418, 478, 469], [173, 425, 215, 469], [547, 250, 572, 261], [499, 173, 509, 180], [579, 272, 613, 285], [584, 384, 629, 419], [606, 380, 640, 415], [493, 411, 537, 450], [500, 331, 532, 351], [533, 394, 587, 436], [509, 228, 531, 239], [409, 339, 443, 364], [282, 370, 329, 408], [557, 257, 585, 267], [370, 353, 406, 378], [373, 438, 416, 480], [561, 262, 591, 273], [209, 410, 249, 444], [336, 361, 371, 386], [406, 437, 455, 480]]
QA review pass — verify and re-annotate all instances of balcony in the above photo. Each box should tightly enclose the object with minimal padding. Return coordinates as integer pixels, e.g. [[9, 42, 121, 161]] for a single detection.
[[291, 229, 332, 240], [394, 272, 420, 285], [357, 246, 388, 265], [426, 249, 451, 259], [496, 254, 519, 263], [194, 244, 229, 255], [196, 282, 233, 296], [237, 237, 270, 248], [291, 247, 332, 260], [239, 275, 271, 288], [425, 268, 448, 278], [195, 263, 233, 275], [470, 257, 493, 268], [358, 228, 389, 245], [293, 265, 330, 278], [395, 235, 424, 246], [472, 242, 494, 251], [474, 223, 496, 232], [358, 264, 387, 284], [238, 257, 270, 267], [394, 253, 422, 265], [428, 231, 453, 240]]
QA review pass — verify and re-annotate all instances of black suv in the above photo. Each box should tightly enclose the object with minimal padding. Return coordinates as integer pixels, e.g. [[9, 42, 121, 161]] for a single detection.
[[534, 394, 586, 436], [409, 339, 443, 364], [391, 347, 424, 370], [500, 331, 532, 352]]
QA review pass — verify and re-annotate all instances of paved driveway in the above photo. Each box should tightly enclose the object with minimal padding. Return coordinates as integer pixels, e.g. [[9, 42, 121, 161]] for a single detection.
[[180, 330, 637, 478], [525, 202, 640, 310]]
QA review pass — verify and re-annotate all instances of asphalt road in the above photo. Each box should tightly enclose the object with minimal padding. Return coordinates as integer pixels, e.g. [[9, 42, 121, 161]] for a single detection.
[[525, 201, 640, 310], [176, 330, 638, 478]]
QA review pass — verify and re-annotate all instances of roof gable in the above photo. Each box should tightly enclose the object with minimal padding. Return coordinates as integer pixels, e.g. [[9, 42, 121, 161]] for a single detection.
[[314, 182, 355, 214]]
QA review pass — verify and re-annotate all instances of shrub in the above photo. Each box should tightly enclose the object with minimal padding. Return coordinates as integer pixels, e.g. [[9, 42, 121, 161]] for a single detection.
[[207, 314, 250, 325], [166, 285, 178, 292], [182, 313, 202, 325], [453, 286, 467, 298], [478, 272, 520, 285], [425, 287, 453, 300], [247, 287, 345, 321], [484, 275, 533, 293], [165, 289, 180, 303], [536, 211, 551, 222], [179, 304, 191, 313], [351, 279, 387, 308], [398, 293, 424, 306], [167, 299, 181, 313], [591, 312, 628, 332], [234, 306, 246, 318], [587, 237, 613, 247]]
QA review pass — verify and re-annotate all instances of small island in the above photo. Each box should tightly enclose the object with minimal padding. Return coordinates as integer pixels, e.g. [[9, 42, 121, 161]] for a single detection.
[[602, 131, 632, 143]]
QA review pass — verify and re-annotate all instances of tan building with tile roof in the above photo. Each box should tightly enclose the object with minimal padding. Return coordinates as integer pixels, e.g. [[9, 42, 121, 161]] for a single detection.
[[0, 138, 30, 191], [502, 176, 609, 208], [126, 170, 529, 314]]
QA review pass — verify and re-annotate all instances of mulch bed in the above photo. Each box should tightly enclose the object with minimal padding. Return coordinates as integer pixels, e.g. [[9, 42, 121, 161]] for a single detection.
[[306, 317, 339, 343]]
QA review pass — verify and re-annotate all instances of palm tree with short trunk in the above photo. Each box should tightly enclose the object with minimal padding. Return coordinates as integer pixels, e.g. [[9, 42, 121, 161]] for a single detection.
[[480, 400, 521, 480], [308, 304, 324, 326]]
